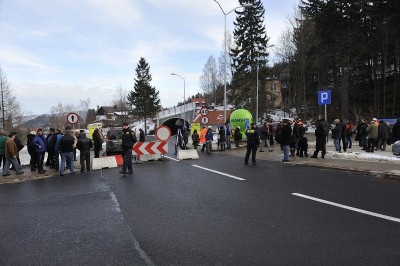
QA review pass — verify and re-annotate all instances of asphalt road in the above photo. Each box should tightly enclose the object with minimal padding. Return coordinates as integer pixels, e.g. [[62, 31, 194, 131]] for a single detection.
[[1, 146, 400, 265]]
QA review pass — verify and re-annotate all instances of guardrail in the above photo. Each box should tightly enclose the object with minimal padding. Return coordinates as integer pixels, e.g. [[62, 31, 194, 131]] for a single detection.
[[157, 102, 197, 119]]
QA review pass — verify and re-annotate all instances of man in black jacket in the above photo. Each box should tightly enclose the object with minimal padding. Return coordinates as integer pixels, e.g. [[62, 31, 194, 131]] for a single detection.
[[311, 117, 329, 158], [120, 123, 137, 175], [59, 129, 75, 176], [77, 132, 93, 173], [392, 118, 400, 143], [244, 123, 260, 165], [281, 119, 293, 162]]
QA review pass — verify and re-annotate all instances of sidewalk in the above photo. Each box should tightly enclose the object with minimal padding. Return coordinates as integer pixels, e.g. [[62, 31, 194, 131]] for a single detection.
[[216, 132, 400, 179]]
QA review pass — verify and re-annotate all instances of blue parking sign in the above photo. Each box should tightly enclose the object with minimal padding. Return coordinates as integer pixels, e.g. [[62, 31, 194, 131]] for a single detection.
[[318, 90, 331, 105]]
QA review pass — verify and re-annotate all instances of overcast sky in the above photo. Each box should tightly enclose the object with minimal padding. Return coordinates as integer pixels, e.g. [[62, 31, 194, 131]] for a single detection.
[[0, 0, 299, 115]]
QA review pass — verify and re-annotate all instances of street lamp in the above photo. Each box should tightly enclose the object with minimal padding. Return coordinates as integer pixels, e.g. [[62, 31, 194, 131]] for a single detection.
[[171, 73, 186, 128], [256, 44, 274, 124], [213, 0, 253, 125]]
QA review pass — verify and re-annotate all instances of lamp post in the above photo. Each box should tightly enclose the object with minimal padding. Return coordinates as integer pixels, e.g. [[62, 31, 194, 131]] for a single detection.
[[171, 73, 186, 128], [213, 0, 253, 125], [256, 44, 274, 124]]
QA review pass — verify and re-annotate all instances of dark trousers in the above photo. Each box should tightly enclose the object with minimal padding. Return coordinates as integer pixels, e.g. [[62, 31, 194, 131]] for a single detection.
[[121, 149, 132, 174], [362, 135, 368, 150], [367, 138, 376, 152], [54, 151, 60, 170], [245, 144, 257, 164], [29, 152, 37, 170], [313, 137, 326, 157], [80, 151, 91, 172], [46, 150, 55, 168], [94, 146, 101, 158], [36, 152, 45, 171]]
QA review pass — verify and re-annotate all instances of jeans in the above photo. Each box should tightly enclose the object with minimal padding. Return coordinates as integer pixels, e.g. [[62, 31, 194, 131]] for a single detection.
[[345, 135, 352, 148], [283, 145, 290, 161], [3, 157, 23, 175], [226, 136, 231, 149], [206, 140, 212, 153], [334, 139, 341, 151], [60, 152, 74, 174]]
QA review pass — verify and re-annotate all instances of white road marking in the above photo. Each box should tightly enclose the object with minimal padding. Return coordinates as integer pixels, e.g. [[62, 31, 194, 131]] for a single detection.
[[163, 155, 180, 161], [192, 165, 245, 181], [292, 193, 400, 223]]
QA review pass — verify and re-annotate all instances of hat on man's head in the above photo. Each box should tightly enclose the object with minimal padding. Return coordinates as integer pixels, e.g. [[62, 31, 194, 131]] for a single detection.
[[29, 131, 36, 135], [372, 118, 377, 121], [50, 128, 55, 132], [122, 122, 128, 126]]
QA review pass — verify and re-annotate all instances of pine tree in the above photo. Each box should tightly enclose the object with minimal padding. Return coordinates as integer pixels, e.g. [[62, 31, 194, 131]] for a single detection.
[[0, 68, 23, 130], [230, 0, 270, 117], [127, 58, 161, 134]]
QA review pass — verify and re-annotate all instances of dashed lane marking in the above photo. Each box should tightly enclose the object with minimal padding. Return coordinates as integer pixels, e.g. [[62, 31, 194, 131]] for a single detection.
[[192, 165, 245, 181], [292, 193, 400, 223]]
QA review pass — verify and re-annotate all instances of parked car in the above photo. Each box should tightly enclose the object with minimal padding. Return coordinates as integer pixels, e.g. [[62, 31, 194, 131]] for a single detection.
[[105, 128, 123, 156]]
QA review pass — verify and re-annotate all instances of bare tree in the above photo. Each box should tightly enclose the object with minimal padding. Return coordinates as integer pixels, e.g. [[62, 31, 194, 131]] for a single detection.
[[0, 68, 23, 130], [200, 56, 219, 105], [111, 86, 129, 123], [79, 97, 91, 120], [49, 103, 77, 130]]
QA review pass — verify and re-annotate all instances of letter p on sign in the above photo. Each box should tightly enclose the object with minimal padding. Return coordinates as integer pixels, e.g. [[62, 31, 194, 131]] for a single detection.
[[318, 90, 331, 105]]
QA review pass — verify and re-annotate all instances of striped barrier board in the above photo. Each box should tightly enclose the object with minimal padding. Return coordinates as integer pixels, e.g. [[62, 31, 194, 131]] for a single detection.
[[132, 141, 168, 156]]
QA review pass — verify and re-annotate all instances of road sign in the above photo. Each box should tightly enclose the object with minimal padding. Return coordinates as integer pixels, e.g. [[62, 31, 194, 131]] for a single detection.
[[155, 126, 171, 141], [132, 141, 168, 156], [66, 112, 79, 124], [200, 107, 208, 116], [318, 90, 331, 105], [201, 116, 209, 124]]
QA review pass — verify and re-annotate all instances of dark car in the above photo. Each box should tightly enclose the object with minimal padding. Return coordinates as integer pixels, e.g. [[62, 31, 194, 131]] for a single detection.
[[106, 128, 124, 155]]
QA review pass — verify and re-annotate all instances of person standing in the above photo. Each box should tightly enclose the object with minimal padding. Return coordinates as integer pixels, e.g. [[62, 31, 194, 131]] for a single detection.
[[311, 117, 329, 158], [234, 126, 241, 148], [377, 120, 389, 151], [331, 119, 342, 152], [200, 126, 207, 152], [120, 122, 137, 175], [45, 128, 55, 168], [219, 126, 226, 151], [345, 121, 353, 149], [92, 128, 103, 158], [0, 130, 8, 169], [192, 129, 200, 149], [33, 128, 47, 174], [244, 123, 259, 165], [139, 128, 145, 142], [53, 129, 63, 171], [281, 119, 292, 162], [2, 133, 24, 176], [182, 127, 190, 149], [360, 119, 369, 150], [205, 126, 214, 154], [77, 132, 93, 173], [295, 121, 306, 155], [59, 129, 75, 176], [13, 133, 24, 168], [259, 122, 273, 152], [225, 123, 232, 149], [366, 118, 378, 152]]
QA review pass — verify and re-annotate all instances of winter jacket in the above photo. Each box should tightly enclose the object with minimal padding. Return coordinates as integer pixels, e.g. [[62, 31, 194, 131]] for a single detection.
[[77, 134, 93, 152], [46, 133, 55, 151], [5, 138, 18, 158], [139, 130, 145, 142], [121, 128, 137, 150], [226, 124, 232, 136], [245, 128, 259, 146], [260, 125, 269, 140], [0, 133, 7, 156], [360, 123, 368, 136], [297, 125, 306, 138], [53, 133, 63, 152], [199, 128, 207, 143], [26, 133, 36, 155], [183, 130, 190, 144], [234, 128, 242, 141], [345, 123, 353, 136], [331, 123, 342, 140], [33, 134, 46, 153], [205, 129, 214, 141], [366, 123, 378, 139], [59, 134, 75, 153], [92, 129, 103, 148], [378, 122, 389, 140], [315, 119, 329, 138], [14, 136, 24, 151], [281, 123, 292, 146], [192, 132, 200, 144], [219, 127, 226, 142]]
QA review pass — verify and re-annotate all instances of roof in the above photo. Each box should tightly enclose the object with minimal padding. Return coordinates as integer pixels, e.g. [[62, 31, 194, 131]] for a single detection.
[[190, 98, 207, 104], [192, 110, 232, 125]]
